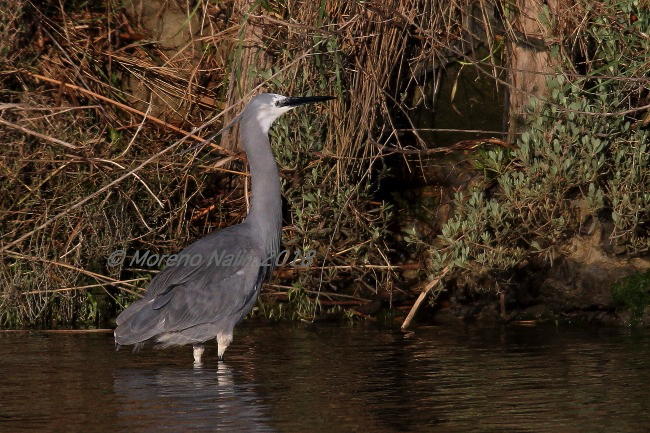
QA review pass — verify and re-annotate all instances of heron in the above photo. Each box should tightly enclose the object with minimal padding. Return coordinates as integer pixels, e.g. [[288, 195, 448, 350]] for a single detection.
[[114, 93, 334, 365]]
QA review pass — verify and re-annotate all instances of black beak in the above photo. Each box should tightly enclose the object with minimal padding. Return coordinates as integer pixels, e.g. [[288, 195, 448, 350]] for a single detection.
[[277, 95, 335, 107]]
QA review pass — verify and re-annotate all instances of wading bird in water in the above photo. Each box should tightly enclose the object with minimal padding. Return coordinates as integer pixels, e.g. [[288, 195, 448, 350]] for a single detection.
[[114, 93, 334, 365]]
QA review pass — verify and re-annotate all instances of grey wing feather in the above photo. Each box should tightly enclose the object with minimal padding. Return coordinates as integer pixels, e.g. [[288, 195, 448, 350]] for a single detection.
[[114, 224, 265, 345], [157, 257, 263, 332]]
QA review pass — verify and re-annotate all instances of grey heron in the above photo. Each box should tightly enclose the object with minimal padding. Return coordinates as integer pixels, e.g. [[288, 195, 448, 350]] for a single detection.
[[114, 93, 334, 364]]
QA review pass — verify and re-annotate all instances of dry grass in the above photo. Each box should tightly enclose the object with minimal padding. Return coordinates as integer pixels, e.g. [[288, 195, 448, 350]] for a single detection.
[[2, 0, 646, 326], [0, 0, 470, 326]]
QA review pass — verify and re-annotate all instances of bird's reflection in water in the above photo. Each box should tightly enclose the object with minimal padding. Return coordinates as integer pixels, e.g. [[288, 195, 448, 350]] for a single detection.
[[112, 363, 273, 432]]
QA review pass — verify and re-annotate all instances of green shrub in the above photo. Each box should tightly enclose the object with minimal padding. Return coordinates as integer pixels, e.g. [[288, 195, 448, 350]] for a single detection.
[[427, 1, 649, 292]]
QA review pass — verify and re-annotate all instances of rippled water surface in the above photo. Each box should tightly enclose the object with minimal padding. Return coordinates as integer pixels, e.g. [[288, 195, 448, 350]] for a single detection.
[[1, 324, 649, 432]]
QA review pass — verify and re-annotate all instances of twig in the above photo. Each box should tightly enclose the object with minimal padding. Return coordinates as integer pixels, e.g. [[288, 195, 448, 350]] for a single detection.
[[265, 284, 372, 303], [401, 267, 449, 330], [4, 250, 143, 296], [0, 329, 114, 333], [397, 128, 510, 135], [249, 14, 341, 36], [0, 117, 79, 150], [95, 158, 164, 208], [266, 292, 367, 306], [25, 71, 234, 155], [273, 263, 419, 278], [381, 138, 514, 156], [21, 278, 148, 295], [39, 329, 114, 333], [298, 263, 418, 270]]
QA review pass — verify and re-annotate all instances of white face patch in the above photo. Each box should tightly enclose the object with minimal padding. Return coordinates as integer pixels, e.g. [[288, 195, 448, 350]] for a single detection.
[[255, 101, 293, 134]]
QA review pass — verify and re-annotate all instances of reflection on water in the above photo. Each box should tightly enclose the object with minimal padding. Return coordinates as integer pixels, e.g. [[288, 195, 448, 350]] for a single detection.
[[113, 364, 272, 432], [1, 324, 649, 432]]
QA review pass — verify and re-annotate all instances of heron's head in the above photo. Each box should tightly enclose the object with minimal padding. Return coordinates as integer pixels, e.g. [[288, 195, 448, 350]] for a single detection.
[[245, 93, 335, 134]]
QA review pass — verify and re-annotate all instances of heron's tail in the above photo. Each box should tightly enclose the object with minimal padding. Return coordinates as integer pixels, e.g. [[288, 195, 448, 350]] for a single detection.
[[114, 298, 164, 346]]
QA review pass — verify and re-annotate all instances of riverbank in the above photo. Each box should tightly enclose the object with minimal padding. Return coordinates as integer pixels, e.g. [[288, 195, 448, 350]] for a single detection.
[[1, 0, 648, 328]]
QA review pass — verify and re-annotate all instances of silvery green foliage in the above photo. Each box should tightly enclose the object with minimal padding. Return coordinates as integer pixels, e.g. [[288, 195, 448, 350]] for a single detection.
[[430, 2, 649, 288]]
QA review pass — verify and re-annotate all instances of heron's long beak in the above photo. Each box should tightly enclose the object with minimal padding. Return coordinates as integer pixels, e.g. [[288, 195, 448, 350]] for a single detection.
[[278, 96, 335, 107]]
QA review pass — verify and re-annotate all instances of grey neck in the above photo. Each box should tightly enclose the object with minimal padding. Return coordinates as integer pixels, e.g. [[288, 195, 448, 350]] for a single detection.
[[240, 116, 282, 257]]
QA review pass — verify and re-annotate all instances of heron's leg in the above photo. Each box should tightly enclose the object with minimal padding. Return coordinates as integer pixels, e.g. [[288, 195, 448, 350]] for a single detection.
[[193, 344, 205, 366], [216, 332, 233, 361]]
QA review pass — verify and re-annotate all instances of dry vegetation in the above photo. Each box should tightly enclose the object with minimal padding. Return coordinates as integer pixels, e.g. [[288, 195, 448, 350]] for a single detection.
[[1, 0, 648, 327]]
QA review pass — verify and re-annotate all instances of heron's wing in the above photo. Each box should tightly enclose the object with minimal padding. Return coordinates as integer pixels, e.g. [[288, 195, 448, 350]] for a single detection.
[[154, 254, 264, 333], [116, 226, 253, 326], [147, 227, 255, 298], [115, 225, 266, 343]]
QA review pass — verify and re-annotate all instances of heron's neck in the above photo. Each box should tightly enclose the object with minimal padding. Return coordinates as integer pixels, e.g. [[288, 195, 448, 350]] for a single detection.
[[241, 117, 282, 255]]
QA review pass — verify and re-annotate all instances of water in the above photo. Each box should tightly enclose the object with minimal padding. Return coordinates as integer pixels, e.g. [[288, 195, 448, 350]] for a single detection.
[[1, 324, 649, 432]]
